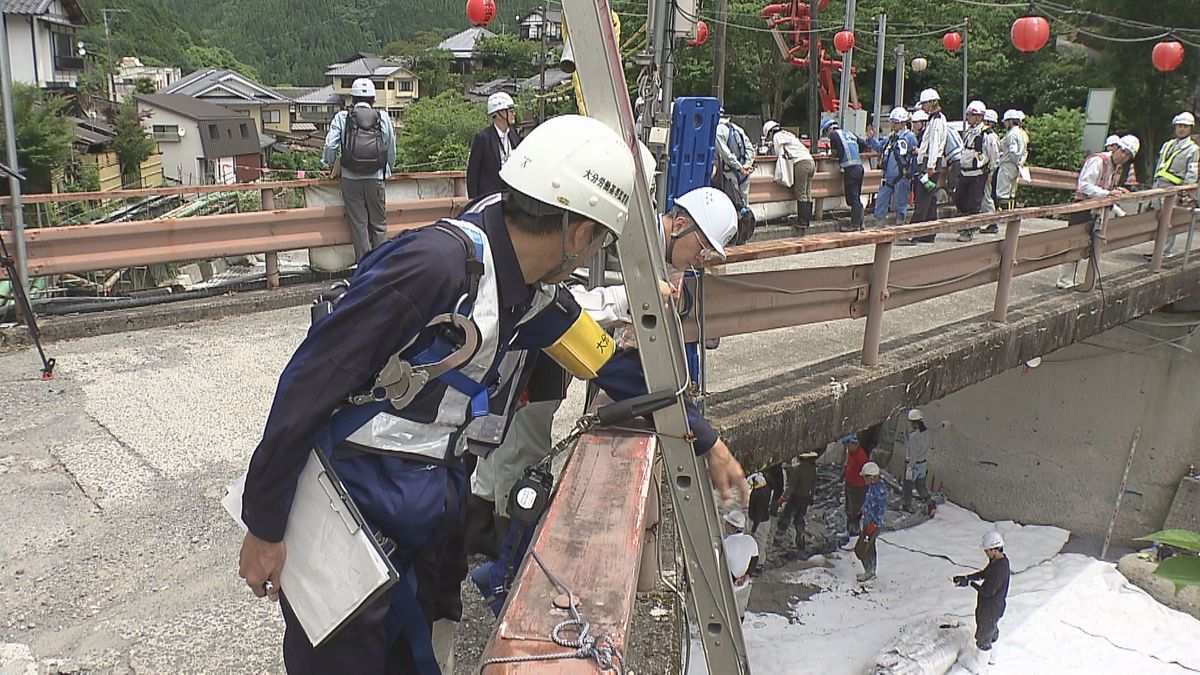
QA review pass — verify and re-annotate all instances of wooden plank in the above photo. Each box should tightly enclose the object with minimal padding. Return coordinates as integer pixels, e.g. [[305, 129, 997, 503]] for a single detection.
[[481, 426, 657, 673]]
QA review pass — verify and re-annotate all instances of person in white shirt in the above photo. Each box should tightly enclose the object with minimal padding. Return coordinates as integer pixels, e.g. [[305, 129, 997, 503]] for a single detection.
[[1056, 134, 1139, 289], [994, 110, 1029, 210], [763, 120, 817, 231], [907, 88, 949, 244]]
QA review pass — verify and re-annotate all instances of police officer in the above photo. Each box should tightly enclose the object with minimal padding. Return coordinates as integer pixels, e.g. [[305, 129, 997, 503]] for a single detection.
[[821, 117, 869, 231], [238, 115, 646, 672], [1150, 111, 1199, 259], [867, 108, 918, 226]]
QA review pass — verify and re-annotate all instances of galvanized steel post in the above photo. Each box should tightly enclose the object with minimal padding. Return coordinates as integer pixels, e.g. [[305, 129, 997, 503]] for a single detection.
[[261, 187, 280, 289], [862, 241, 892, 365], [991, 217, 1022, 321]]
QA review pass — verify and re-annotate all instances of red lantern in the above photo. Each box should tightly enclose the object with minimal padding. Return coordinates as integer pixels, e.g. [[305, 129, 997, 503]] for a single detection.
[[1152, 40, 1185, 72], [834, 30, 855, 53], [465, 0, 496, 26], [943, 32, 962, 52], [688, 20, 709, 47], [1010, 16, 1050, 53]]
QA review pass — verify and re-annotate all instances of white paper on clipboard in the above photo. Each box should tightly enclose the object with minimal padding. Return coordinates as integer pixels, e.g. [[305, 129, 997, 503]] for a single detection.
[[223, 449, 398, 646], [1019, 166, 1031, 183]]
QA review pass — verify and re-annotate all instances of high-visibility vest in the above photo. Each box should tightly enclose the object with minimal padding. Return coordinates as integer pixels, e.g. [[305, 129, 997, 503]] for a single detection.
[[1154, 138, 1198, 185]]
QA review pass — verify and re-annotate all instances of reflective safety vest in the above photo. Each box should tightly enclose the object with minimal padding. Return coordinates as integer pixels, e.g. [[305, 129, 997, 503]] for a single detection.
[[1075, 152, 1116, 201], [1154, 138, 1199, 185], [831, 129, 862, 168], [341, 195, 560, 464]]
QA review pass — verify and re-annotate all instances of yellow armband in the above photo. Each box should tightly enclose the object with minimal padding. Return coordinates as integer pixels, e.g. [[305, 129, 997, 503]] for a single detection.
[[542, 310, 613, 380]]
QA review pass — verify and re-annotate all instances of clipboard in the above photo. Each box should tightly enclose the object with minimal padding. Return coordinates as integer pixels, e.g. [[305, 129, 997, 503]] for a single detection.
[[223, 449, 399, 646]]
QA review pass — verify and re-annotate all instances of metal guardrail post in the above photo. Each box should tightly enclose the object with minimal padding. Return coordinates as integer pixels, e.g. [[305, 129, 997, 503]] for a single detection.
[[1081, 208, 1110, 292], [261, 187, 280, 289], [991, 217, 1022, 322], [862, 241, 893, 366], [1150, 194, 1177, 272]]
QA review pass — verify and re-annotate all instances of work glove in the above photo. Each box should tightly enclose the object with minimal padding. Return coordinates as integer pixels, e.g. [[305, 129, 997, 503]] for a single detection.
[[919, 174, 938, 192], [864, 523, 877, 536], [953, 575, 969, 587]]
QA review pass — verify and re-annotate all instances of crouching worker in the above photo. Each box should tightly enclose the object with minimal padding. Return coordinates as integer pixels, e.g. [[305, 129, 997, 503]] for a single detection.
[[236, 115, 642, 674]]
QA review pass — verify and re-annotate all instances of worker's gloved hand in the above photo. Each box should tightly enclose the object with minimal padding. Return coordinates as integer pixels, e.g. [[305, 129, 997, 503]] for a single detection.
[[864, 523, 877, 536], [705, 439, 748, 508], [953, 575, 969, 587]]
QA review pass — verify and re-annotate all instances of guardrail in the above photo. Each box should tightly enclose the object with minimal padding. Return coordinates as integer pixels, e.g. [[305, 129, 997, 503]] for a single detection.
[[0, 164, 1074, 284]]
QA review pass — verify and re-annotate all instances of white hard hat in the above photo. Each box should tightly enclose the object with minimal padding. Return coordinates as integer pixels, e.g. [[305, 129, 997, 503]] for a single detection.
[[984, 109, 999, 124], [1173, 111, 1195, 127], [350, 78, 377, 98], [908, 409, 924, 421], [500, 114, 636, 238], [723, 509, 748, 531], [673, 186, 738, 259], [983, 530, 1005, 550], [723, 533, 758, 578], [919, 88, 941, 104], [1117, 134, 1140, 157], [1105, 134, 1121, 147], [888, 108, 910, 123], [487, 92, 515, 116], [911, 109, 929, 123], [860, 461, 881, 477], [1003, 109, 1025, 122], [966, 100, 987, 115], [747, 472, 767, 488], [762, 120, 781, 136]]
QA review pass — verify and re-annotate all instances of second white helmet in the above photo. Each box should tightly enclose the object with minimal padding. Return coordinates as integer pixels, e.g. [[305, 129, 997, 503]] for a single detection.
[[674, 186, 738, 259], [911, 109, 929, 123], [487, 92, 515, 117], [983, 530, 1005, 550], [500, 115, 637, 238], [889, 108, 911, 123], [1173, 111, 1196, 127], [919, 88, 941, 104]]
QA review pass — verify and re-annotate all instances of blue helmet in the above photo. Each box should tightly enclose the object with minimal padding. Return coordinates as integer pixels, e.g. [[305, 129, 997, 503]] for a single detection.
[[820, 117, 839, 134], [840, 433, 858, 445]]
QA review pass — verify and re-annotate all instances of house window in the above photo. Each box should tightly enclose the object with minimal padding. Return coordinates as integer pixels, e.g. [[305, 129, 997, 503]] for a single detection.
[[400, 80, 413, 92], [239, 122, 249, 138], [152, 124, 179, 141], [341, 78, 354, 89], [263, 109, 281, 124], [386, 81, 394, 90], [208, 124, 219, 138], [51, 31, 83, 71]]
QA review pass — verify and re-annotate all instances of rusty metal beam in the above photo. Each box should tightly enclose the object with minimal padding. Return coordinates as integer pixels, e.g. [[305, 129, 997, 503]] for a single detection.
[[481, 427, 657, 672], [0, 197, 470, 277]]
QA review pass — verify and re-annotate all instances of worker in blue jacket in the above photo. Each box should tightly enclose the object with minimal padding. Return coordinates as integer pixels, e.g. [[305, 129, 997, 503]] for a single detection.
[[867, 108, 919, 225], [822, 117, 869, 231], [237, 115, 650, 674]]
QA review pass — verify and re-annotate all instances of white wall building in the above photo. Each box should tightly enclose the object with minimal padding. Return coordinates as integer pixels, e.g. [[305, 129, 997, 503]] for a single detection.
[[3, 0, 88, 90]]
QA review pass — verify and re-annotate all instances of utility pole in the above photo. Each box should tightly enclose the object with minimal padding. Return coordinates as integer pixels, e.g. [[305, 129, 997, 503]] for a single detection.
[[837, 0, 856, 129], [712, 0, 728, 100], [808, 0, 820, 140], [961, 17, 969, 123], [539, 5, 550, 122], [894, 42, 905, 109], [0, 9, 28, 294], [872, 13, 886, 134], [102, 7, 129, 102]]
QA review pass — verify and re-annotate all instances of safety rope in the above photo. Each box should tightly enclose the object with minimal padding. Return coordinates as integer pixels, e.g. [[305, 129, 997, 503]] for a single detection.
[[479, 550, 626, 673]]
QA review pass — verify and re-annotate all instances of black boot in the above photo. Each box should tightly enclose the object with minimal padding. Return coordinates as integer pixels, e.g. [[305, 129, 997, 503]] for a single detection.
[[796, 201, 814, 230]]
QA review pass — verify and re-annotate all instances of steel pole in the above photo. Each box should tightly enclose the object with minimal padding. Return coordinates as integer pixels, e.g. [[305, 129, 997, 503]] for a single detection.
[[862, 241, 892, 366], [894, 42, 905, 109], [539, 5, 550, 123], [808, 0, 820, 138], [838, 0, 856, 129], [713, 0, 728, 100], [961, 18, 969, 123], [873, 13, 886, 135], [0, 13, 28, 294]]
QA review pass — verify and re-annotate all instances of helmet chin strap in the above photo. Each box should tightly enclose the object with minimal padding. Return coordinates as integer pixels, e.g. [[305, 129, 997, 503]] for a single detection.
[[537, 213, 608, 284], [666, 223, 701, 268]]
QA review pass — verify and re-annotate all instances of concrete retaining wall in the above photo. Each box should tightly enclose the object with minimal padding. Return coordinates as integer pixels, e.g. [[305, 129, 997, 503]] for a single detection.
[[902, 316, 1200, 548]]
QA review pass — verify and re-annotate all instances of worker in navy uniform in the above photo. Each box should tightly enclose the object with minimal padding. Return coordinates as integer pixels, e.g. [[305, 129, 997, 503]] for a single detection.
[[821, 117, 869, 232], [239, 115, 631, 673], [466, 92, 521, 199], [237, 114, 749, 673]]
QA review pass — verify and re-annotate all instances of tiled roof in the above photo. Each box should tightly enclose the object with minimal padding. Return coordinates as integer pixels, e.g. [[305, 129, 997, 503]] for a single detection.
[[136, 94, 244, 121], [438, 27, 496, 55]]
